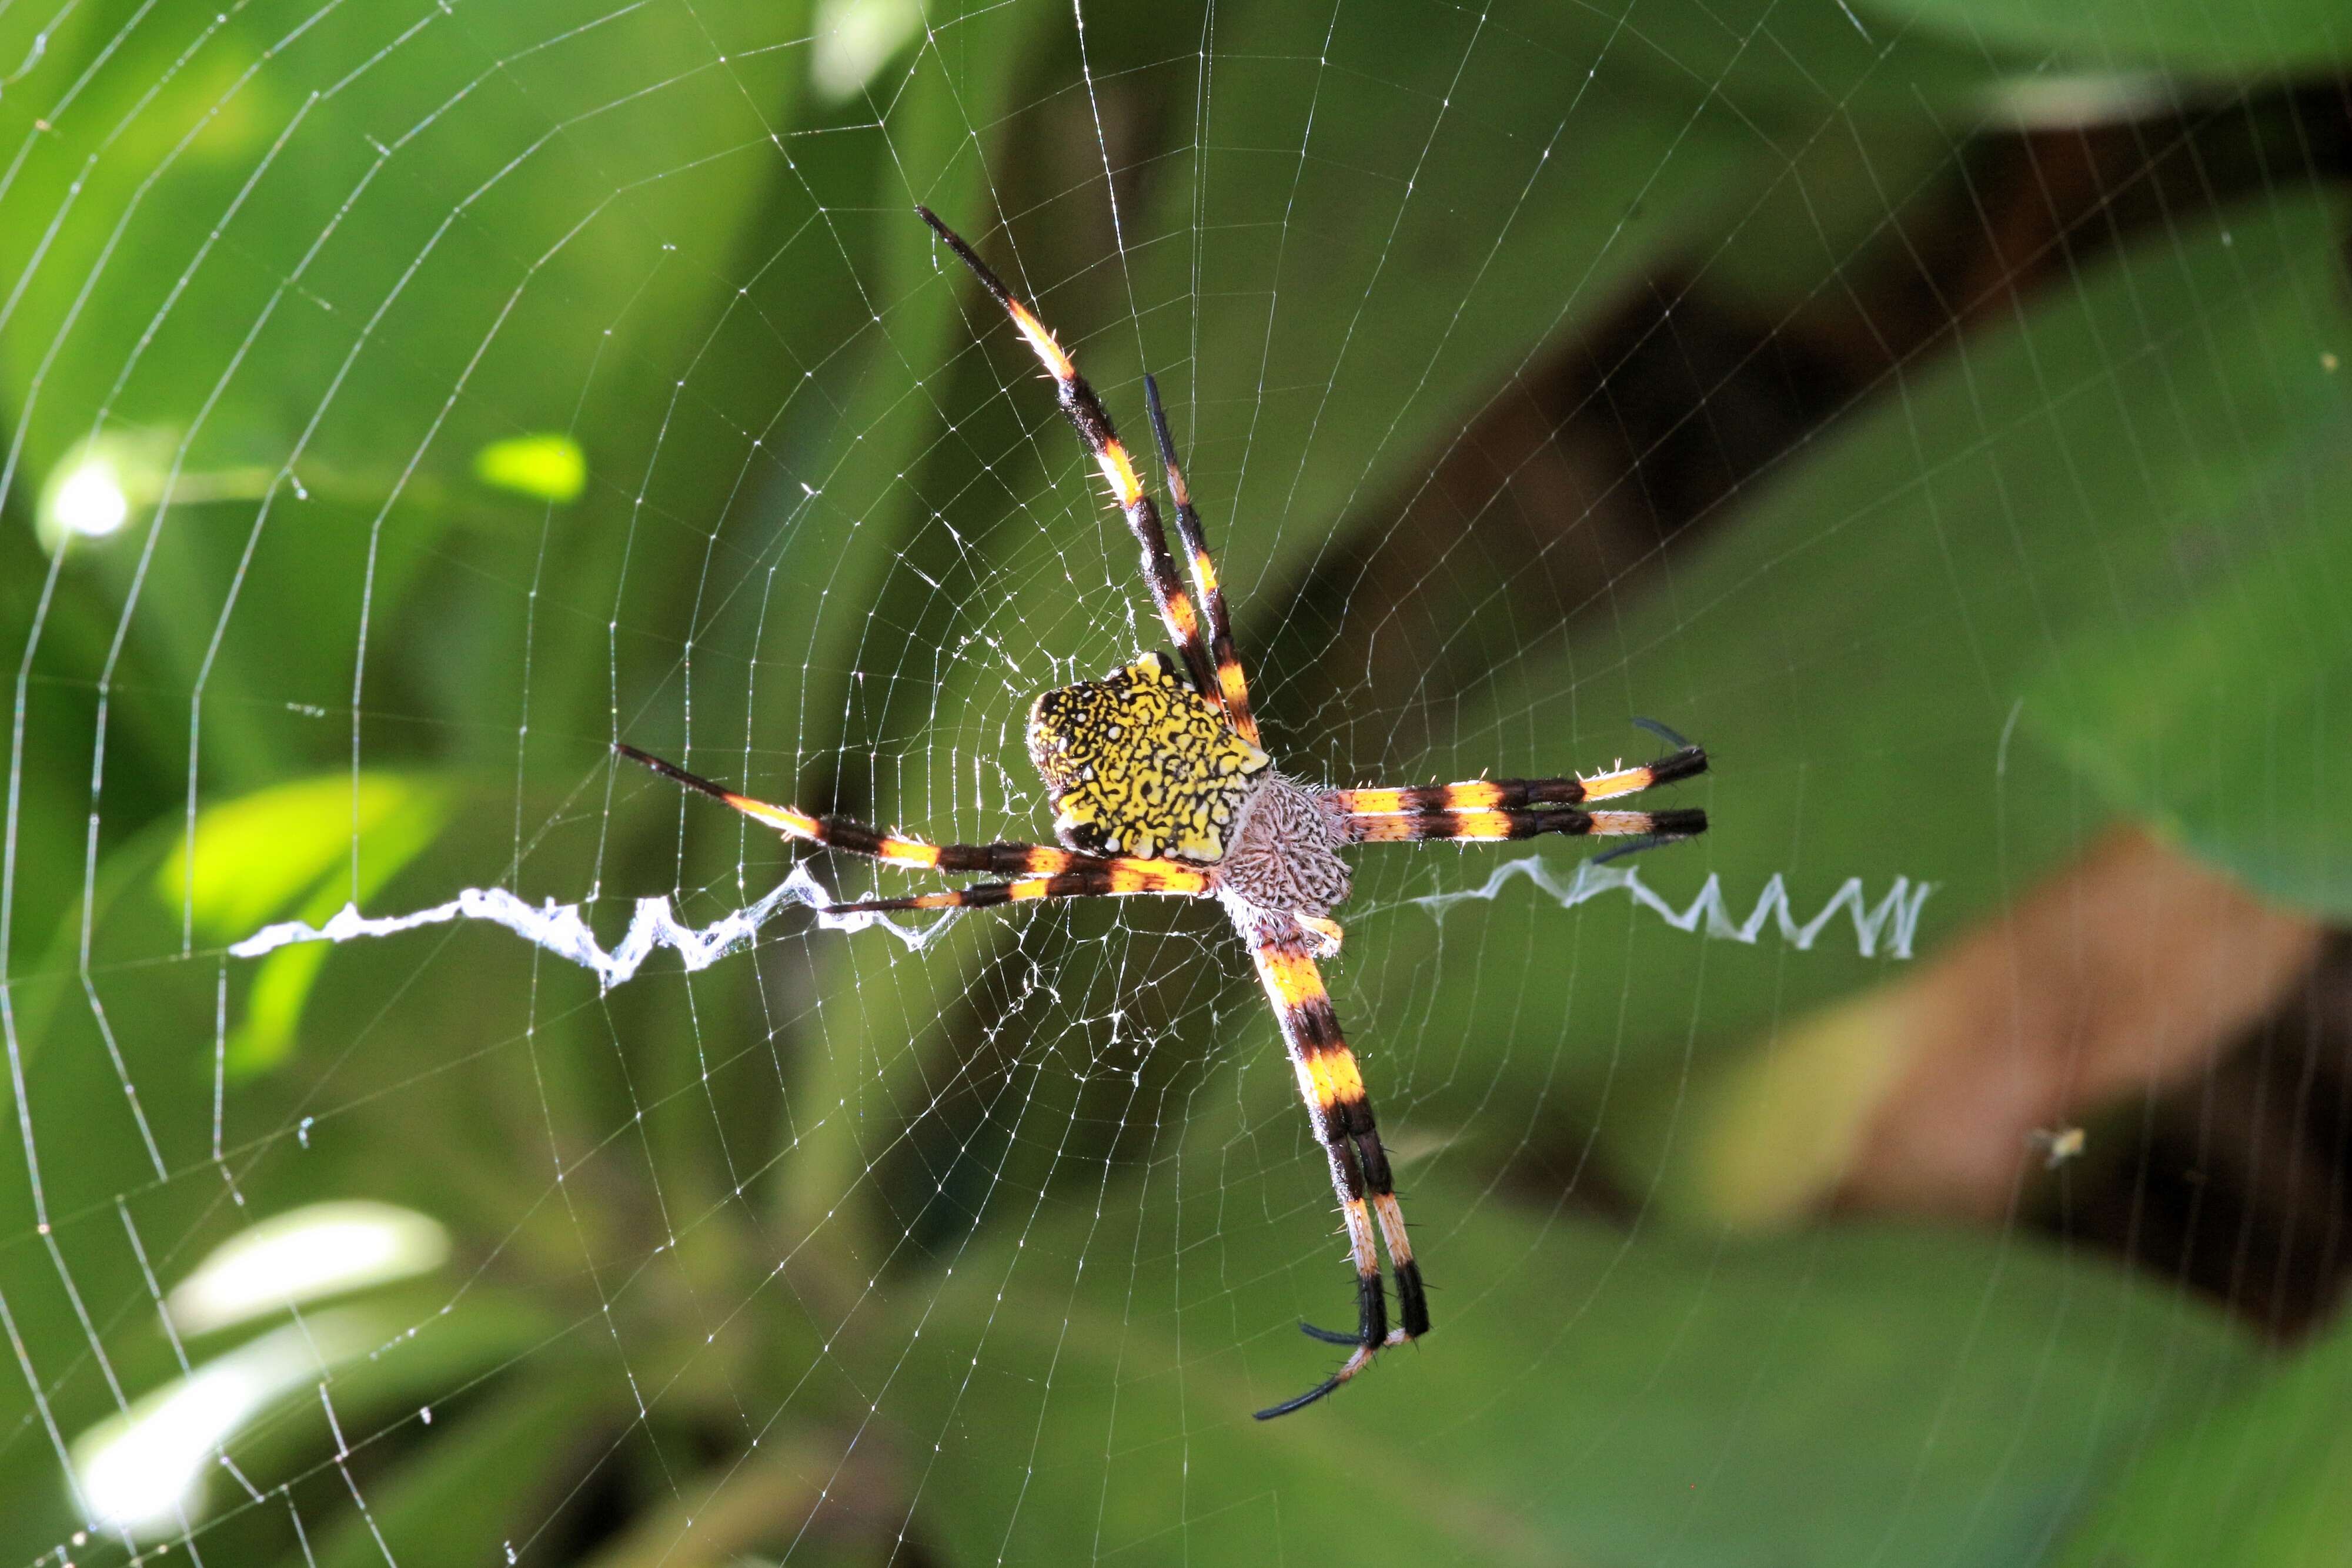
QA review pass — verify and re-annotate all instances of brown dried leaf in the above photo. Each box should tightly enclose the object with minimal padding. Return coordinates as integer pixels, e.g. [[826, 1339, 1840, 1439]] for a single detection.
[[1839, 827, 2323, 1218]]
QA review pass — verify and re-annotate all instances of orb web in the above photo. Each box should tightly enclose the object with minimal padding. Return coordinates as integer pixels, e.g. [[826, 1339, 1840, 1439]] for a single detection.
[[1, 1, 2346, 1563]]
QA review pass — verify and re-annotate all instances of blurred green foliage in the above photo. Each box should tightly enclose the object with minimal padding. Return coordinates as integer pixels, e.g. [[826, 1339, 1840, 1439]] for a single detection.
[[0, 0, 2347, 1563]]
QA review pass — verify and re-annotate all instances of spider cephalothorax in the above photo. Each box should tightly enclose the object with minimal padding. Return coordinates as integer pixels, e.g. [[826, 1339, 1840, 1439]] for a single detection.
[[1214, 773, 1352, 940], [620, 207, 1710, 1419]]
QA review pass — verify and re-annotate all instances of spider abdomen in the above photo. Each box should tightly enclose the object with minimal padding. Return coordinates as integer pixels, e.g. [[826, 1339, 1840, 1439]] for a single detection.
[[1027, 651, 1269, 860]]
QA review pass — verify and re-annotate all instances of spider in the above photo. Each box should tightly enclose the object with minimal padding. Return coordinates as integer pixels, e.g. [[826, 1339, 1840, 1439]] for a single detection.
[[619, 207, 1709, 1419]]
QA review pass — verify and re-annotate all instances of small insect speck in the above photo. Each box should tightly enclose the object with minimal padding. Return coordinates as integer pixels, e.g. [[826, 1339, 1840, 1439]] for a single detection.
[[2029, 1125, 2086, 1168]]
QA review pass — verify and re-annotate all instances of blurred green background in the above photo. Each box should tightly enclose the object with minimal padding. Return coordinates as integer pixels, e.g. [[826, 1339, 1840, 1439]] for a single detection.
[[1, 0, 2349, 1562]]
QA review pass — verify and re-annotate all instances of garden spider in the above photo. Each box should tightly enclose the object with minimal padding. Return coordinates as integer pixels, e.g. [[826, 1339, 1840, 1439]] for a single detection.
[[619, 208, 1709, 1419]]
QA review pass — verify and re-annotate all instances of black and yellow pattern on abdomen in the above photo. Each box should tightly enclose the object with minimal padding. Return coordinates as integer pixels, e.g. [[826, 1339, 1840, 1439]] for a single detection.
[[1027, 652, 1269, 860]]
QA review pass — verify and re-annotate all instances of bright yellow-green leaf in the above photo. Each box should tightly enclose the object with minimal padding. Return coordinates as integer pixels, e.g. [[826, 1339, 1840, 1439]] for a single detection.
[[227, 941, 333, 1076], [163, 775, 450, 1071], [162, 774, 450, 940], [471, 433, 587, 505]]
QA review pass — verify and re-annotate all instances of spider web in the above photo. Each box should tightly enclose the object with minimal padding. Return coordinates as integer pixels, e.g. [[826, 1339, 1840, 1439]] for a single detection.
[[1, 1, 2347, 1563]]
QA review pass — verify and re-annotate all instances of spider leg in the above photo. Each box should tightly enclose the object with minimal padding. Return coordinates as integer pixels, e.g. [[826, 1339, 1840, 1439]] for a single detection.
[[617, 743, 1095, 877], [1298, 1319, 1367, 1346], [1327, 744, 1708, 818], [1248, 931, 1428, 1420], [818, 862, 1211, 914], [1590, 833, 1706, 868], [1344, 805, 1708, 845], [917, 208, 1222, 706], [1143, 373, 1259, 745]]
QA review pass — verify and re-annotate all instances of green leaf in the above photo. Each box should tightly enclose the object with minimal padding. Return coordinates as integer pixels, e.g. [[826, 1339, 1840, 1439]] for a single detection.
[[1120, 0, 1770, 620], [164, 773, 449, 942], [1351, 188, 2352, 1145], [66, 1308, 392, 1544], [876, 1169, 2256, 1567], [2052, 1313, 2352, 1567], [1860, 0, 2352, 73], [300, 1368, 613, 1568], [2027, 409, 2352, 910], [0, 0, 812, 796], [158, 772, 450, 1073], [0, 780, 615, 1549]]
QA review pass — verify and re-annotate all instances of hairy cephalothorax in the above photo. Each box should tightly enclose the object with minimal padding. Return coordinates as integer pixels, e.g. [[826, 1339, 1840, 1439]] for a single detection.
[[1212, 773, 1352, 947], [619, 206, 1710, 1420]]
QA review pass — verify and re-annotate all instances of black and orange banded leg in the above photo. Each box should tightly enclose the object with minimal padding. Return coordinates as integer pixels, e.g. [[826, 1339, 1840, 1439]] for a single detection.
[[1249, 932, 1428, 1420], [1142, 373, 1259, 747], [1327, 744, 1708, 818], [1344, 804, 1709, 845], [818, 861, 1211, 915], [917, 208, 1225, 709], [618, 743, 1107, 878]]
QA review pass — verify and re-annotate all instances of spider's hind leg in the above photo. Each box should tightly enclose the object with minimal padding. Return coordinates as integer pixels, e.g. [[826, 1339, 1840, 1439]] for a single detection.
[[1257, 1125, 1425, 1421], [1292, 1119, 1430, 1346], [1297, 1135, 1388, 1345], [1249, 933, 1427, 1420]]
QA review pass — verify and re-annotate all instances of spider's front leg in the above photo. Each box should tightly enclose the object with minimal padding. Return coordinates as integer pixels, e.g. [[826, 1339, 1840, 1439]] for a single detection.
[[916, 207, 1226, 707], [1248, 930, 1427, 1419]]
